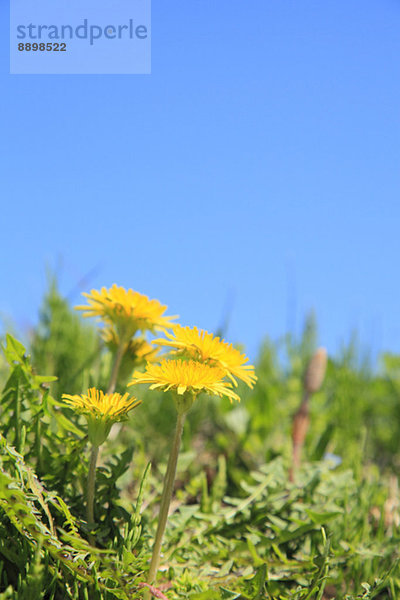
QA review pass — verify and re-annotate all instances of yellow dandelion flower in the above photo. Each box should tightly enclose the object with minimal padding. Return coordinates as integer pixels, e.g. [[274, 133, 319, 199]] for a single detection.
[[75, 285, 177, 337], [102, 326, 160, 365], [62, 387, 141, 446], [62, 387, 140, 419], [152, 325, 257, 388], [129, 359, 240, 404]]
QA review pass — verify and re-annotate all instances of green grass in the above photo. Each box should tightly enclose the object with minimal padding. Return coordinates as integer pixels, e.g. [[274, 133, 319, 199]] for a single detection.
[[0, 284, 399, 599]]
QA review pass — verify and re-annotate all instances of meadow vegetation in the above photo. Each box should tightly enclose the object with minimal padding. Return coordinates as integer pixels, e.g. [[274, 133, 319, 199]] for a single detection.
[[0, 281, 399, 599]]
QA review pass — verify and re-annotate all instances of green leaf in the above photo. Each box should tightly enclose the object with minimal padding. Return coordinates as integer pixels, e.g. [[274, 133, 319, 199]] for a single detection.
[[33, 375, 58, 384], [189, 592, 220, 600], [3, 334, 27, 364], [312, 424, 335, 461], [304, 509, 342, 524], [220, 589, 242, 600]]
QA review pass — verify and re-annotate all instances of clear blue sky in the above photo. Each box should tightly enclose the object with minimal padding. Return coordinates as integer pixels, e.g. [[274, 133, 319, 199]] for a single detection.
[[1, 1, 399, 361]]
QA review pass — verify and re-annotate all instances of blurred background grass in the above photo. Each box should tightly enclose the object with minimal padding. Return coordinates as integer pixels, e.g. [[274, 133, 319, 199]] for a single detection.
[[18, 278, 400, 479]]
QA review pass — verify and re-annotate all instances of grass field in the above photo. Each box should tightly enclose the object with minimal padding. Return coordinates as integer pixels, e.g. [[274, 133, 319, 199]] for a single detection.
[[0, 282, 399, 599]]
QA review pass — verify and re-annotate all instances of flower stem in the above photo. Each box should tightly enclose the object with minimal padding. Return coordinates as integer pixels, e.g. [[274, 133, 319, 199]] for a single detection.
[[147, 410, 186, 588], [107, 341, 126, 394], [87, 444, 100, 545]]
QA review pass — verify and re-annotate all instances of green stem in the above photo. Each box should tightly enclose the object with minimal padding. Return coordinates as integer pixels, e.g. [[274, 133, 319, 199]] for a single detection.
[[15, 379, 20, 453], [107, 341, 126, 394], [87, 444, 100, 544], [147, 411, 187, 588]]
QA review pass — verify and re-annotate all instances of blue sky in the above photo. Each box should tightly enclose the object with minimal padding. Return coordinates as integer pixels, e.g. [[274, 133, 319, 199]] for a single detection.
[[1, 1, 399, 361]]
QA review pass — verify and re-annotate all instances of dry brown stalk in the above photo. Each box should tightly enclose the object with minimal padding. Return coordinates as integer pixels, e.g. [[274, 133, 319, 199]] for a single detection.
[[289, 347, 327, 482]]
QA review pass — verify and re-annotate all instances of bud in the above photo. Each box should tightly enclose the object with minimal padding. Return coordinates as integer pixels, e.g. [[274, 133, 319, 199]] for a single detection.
[[304, 347, 327, 394]]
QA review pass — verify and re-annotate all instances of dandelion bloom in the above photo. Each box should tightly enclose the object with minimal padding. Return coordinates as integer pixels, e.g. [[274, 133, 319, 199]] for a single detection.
[[75, 285, 176, 336], [102, 326, 160, 365], [129, 359, 240, 403], [62, 387, 141, 446], [152, 325, 257, 388]]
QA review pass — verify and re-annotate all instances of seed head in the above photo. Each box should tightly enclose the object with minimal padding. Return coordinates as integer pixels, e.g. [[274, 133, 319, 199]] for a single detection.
[[304, 347, 327, 394]]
